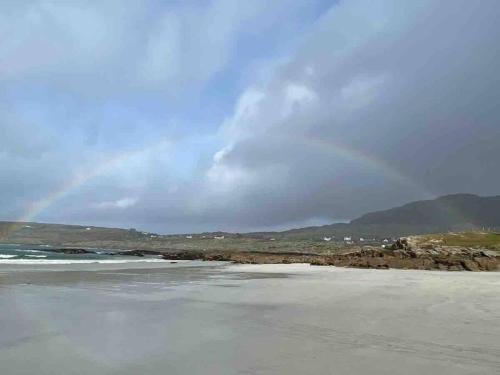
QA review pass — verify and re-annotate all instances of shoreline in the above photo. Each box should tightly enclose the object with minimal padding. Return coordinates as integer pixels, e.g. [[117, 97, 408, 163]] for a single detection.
[[2, 240, 499, 271], [159, 247, 500, 271]]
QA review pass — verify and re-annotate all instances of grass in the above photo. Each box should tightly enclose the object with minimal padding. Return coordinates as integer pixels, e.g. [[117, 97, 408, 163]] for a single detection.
[[415, 231, 500, 249]]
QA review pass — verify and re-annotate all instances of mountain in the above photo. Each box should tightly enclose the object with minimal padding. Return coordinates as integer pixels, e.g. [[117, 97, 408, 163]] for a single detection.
[[351, 194, 500, 228], [277, 194, 500, 240], [1, 194, 499, 246]]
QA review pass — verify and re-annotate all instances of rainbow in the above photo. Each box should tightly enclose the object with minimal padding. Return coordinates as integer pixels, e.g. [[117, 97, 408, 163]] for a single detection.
[[1, 140, 171, 239], [281, 134, 433, 197], [288, 135, 471, 224], [3, 136, 442, 239]]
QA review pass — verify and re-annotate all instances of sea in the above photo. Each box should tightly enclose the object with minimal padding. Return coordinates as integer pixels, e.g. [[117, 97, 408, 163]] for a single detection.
[[0, 243, 167, 264]]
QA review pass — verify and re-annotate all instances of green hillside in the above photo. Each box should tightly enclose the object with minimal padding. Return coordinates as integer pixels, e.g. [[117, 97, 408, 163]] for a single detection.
[[2, 193, 499, 247], [276, 194, 500, 240]]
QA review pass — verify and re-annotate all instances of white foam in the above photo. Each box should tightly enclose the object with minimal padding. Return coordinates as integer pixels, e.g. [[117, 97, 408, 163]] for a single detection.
[[25, 255, 47, 258], [0, 254, 17, 259], [0, 258, 170, 265]]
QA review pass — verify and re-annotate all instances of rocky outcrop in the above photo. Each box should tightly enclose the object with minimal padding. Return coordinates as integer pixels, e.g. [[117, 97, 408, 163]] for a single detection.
[[311, 241, 500, 271], [45, 248, 96, 254], [116, 249, 162, 257], [162, 250, 206, 260], [158, 241, 500, 271], [161, 250, 318, 264]]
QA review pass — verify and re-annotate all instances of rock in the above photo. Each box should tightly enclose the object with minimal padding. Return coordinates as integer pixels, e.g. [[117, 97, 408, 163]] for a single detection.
[[117, 250, 145, 257], [154, 245, 499, 272], [437, 263, 448, 271], [461, 260, 480, 272], [204, 253, 231, 261], [115, 249, 162, 257], [45, 248, 95, 254], [474, 257, 499, 271], [310, 259, 328, 266], [162, 251, 205, 260], [390, 238, 410, 251]]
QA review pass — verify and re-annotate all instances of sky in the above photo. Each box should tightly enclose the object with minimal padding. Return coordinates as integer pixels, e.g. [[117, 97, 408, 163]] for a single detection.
[[1, 0, 500, 234]]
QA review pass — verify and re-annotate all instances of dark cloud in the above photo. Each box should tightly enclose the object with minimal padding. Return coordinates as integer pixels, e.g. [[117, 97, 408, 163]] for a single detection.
[[1, 0, 500, 233], [168, 0, 500, 230]]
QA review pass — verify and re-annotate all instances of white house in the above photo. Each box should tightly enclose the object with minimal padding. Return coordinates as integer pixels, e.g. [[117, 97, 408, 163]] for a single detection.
[[359, 237, 365, 242], [214, 235, 225, 240], [323, 237, 332, 242], [85, 227, 92, 231], [383, 238, 389, 243], [186, 235, 193, 239], [343, 236, 352, 241]]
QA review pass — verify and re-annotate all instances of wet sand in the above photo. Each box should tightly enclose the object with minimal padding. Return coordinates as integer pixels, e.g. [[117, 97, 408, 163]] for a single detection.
[[1, 262, 499, 374]]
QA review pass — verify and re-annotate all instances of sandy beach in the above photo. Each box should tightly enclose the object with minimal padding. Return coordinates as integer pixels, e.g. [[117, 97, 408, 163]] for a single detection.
[[1, 262, 499, 374]]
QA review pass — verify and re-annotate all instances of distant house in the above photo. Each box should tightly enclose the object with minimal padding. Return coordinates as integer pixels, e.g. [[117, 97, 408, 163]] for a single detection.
[[186, 235, 193, 239], [23, 225, 31, 228], [323, 237, 332, 242], [150, 235, 157, 238], [383, 238, 389, 243], [359, 237, 365, 242], [270, 238, 276, 241], [85, 227, 92, 231], [343, 236, 352, 241], [214, 235, 225, 240]]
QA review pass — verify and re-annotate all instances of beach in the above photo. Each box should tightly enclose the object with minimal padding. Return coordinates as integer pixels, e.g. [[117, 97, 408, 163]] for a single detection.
[[1, 261, 500, 374]]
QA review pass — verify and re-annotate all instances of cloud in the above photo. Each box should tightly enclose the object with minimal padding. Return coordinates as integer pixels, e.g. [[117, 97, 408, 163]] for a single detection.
[[1, 0, 500, 233], [138, 0, 264, 90], [187, 0, 500, 229], [94, 198, 138, 209], [0, 0, 314, 96]]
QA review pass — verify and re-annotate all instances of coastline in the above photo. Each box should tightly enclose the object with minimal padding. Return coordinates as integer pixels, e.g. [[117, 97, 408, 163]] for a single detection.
[[1, 238, 499, 271], [158, 246, 500, 271]]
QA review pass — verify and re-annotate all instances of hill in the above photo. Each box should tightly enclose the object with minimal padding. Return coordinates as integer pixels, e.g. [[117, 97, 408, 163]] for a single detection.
[[1, 193, 499, 248], [352, 194, 500, 228], [276, 194, 500, 240]]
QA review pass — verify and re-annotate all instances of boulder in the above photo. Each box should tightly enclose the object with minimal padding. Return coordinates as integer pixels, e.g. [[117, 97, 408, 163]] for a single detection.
[[461, 260, 480, 272]]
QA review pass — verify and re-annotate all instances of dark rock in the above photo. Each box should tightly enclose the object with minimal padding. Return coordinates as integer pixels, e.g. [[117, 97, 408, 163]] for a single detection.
[[162, 251, 205, 260], [115, 249, 162, 257], [461, 260, 480, 272], [390, 238, 410, 251], [474, 257, 499, 271], [45, 248, 95, 254], [117, 250, 145, 257]]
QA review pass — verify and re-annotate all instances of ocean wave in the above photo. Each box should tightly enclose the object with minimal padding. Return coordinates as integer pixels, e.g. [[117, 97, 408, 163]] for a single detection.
[[0, 254, 17, 259], [0, 258, 170, 265], [25, 255, 47, 258]]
